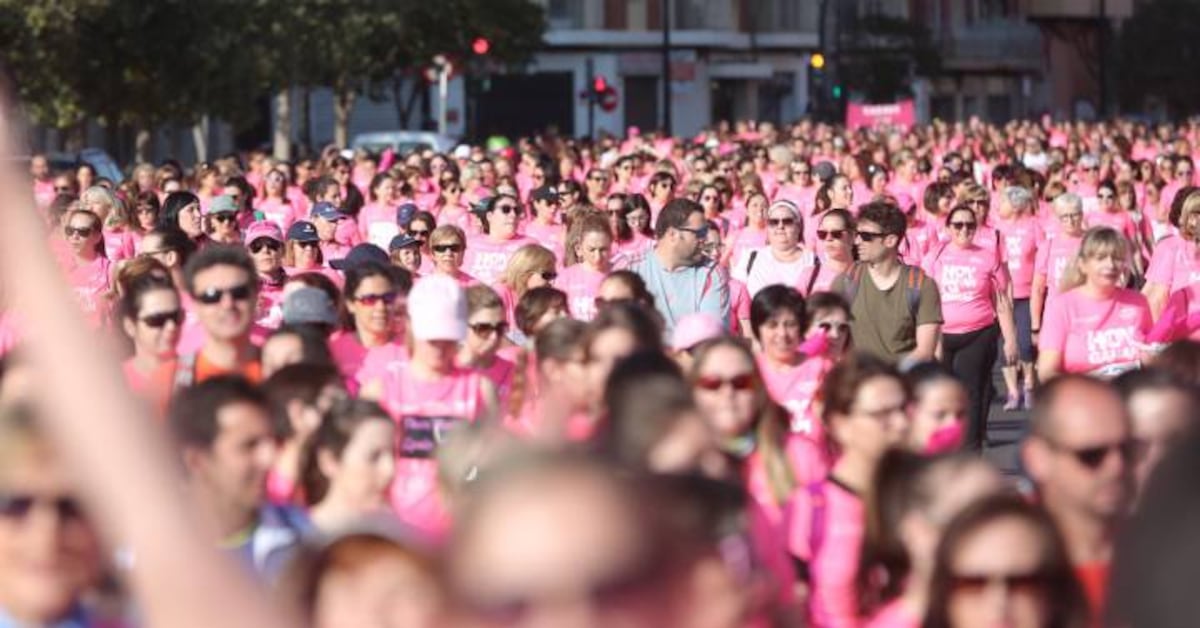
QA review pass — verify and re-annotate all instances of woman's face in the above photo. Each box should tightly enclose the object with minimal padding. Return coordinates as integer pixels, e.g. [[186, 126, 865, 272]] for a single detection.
[[265, 172, 286, 195], [349, 276, 398, 338], [945, 517, 1052, 628], [374, 178, 397, 203], [805, 306, 850, 356], [81, 196, 111, 222], [63, 215, 101, 256], [746, 195, 768, 226], [693, 345, 759, 440], [0, 449, 102, 624], [577, 231, 613, 271], [178, 202, 203, 237], [524, 265, 556, 291], [817, 213, 852, 260], [766, 208, 801, 250], [415, 339, 459, 373], [758, 309, 802, 364], [135, 203, 158, 231], [292, 240, 320, 268], [908, 380, 968, 453], [699, 187, 720, 213], [832, 177, 853, 207], [626, 209, 650, 234], [1079, 249, 1126, 290], [948, 209, 978, 247], [76, 166, 94, 188], [466, 306, 506, 357], [249, 237, 283, 275], [432, 238, 465, 274], [210, 213, 239, 238], [834, 376, 910, 460], [587, 327, 638, 398], [488, 198, 521, 239], [127, 288, 182, 360], [328, 420, 396, 511]]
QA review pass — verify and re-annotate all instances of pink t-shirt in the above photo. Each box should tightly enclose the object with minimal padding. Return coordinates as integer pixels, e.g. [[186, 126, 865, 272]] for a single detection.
[[1148, 283, 1200, 342], [558, 264, 606, 322], [1034, 233, 1083, 303], [471, 356, 516, 408], [995, 214, 1043, 299], [1039, 288, 1152, 374], [64, 255, 113, 328], [730, 278, 751, 333], [734, 247, 817, 298], [255, 275, 287, 329], [254, 197, 296, 232], [728, 227, 767, 267], [463, 235, 536, 286], [921, 242, 1008, 334], [102, 228, 136, 263], [864, 599, 920, 628], [524, 221, 566, 263], [794, 478, 865, 628], [358, 202, 400, 249], [378, 365, 487, 536], [329, 330, 408, 389], [1086, 209, 1139, 246], [758, 355, 835, 439], [1145, 235, 1200, 293]]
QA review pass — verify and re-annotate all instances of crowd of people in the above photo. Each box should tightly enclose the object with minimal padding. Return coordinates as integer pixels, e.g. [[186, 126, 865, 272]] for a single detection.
[[4, 114, 1200, 627]]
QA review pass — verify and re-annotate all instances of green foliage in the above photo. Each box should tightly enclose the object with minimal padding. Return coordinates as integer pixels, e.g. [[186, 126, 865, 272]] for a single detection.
[[1117, 0, 1200, 117]]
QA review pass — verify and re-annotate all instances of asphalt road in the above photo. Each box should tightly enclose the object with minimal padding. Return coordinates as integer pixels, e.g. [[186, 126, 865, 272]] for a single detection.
[[982, 366, 1029, 476]]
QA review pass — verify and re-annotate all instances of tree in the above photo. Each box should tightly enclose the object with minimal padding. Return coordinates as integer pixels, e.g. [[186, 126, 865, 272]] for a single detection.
[[1117, 0, 1200, 117], [836, 14, 940, 104]]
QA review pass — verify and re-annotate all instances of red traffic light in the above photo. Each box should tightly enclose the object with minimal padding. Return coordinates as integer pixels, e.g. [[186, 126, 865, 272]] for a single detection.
[[593, 75, 608, 93], [472, 37, 490, 55]]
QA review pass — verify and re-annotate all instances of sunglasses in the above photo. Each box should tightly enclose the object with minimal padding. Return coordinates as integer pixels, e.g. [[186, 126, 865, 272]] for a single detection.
[[694, 373, 756, 392], [249, 239, 282, 253], [0, 493, 84, 522], [950, 571, 1050, 595], [295, 240, 320, 249], [855, 230, 886, 242], [354, 291, 398, 307], [194, 283, 253, 305], [140, 309, 184, 328], [1098, 194, 1115, 201], [54, 186, 73, 193], [768, 217, 798, 228], [677, 225, 710, 240], [817, 229, 847, 241], [949, 221, 978, 231], [433, 243, 464, 254], [594, 296, 632, 309], [1052, 439, 1143, 470], [493, 204, 522, 215], [539, 271, 558, 282], [588, 175, 607, 182], [211, 213, 237, 224], [469, 321, 508, 336], [815, 321, 850, 334], [65, 225, 96, 238], [408, 229, 431, 239]]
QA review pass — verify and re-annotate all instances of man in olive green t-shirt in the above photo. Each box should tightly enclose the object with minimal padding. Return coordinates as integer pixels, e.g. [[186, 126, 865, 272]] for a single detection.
[[831, 202, 942, 365]]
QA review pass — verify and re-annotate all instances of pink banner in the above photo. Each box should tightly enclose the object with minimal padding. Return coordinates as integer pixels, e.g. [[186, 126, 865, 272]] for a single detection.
[[845, 100, 916, 130]]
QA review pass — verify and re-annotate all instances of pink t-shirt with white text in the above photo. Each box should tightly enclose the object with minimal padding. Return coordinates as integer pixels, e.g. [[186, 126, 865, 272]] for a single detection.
[[921, 243, 1008, 334], [758, 355, 835, 439], [254, 197, 296, 232], [558, 264, 606, 322], [358, 202, 400, 250], [1039, 288, 1152, 374], [995, 214, 1042, 299], [1145, 235, 1200, 293], [1034, 233, 1083, 304], [463, 235, 536, 286], [64, 256, 113, 328]]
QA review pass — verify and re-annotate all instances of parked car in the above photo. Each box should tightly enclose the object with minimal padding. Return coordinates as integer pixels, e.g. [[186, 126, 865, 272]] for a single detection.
[[350, 131, 457, 157], [42, 148, 124, 184]]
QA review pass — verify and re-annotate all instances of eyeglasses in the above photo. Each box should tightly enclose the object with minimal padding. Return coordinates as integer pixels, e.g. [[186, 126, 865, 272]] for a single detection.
[[194, 283, 253, 305], [354, 291, 398, 307], [855, 230, 886, 242], [0, 493, 84, 522], [469, 321, 508, 336], [433, 243, 464, 254], [768, 217, 798, 228], [950, 570, 1050, 596], [249, 239, 282, 253], [817, 229, 847, 241], [409, 229, 431, 239], [212, 213, 237, 224], [140, 309, 184, 328], [676, 225, 710, 240], [1050, 438, 1143, 470], [64, 225, 95, 238], [949, 221, 978, 231], [493, 204, 522, 215], [694, 373, 756, 392], [539, 271, 558, 282], [1057, 212, 1083, 221], [815, 321, 850, 334]]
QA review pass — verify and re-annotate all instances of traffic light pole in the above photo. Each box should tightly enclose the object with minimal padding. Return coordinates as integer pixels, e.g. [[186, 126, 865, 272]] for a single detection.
[[661, 0, 672, 136], [586, 57, 595, 139]]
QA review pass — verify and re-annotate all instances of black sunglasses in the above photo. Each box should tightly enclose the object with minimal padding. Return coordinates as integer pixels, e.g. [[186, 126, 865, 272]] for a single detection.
[[768, 217, 797, 228], [540, 271, 558, 282], [354, 292, 398, 307], [211, 213, 237, 224], [950, 570, 1050, 595], [249, 239, 282, 253], [949, 221, 977, 231], [493, 204, 522, 215], [140, 309, 184, 328], [0, 493, 84, 522], [64, 225, 95, 238], [433, 243, 464, 254], [817, 229, 847, 241], [1052, 439, 1143, 470], [469, 321, 508, 336], [856, 231, 886, 242], [816, 321, 850, 334], [408, 229, 431, 239], [194, 283, 253, 305]]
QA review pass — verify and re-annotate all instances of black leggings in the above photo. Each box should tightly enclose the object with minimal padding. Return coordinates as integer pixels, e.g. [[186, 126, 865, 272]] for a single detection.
[[941, 323, 999, 450]]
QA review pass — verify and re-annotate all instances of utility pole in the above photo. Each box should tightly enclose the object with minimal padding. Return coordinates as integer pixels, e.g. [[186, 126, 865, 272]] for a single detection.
[[586, 57, 596, 139], [661, 0, 672, 135], [1098, 0, 1108, 118]]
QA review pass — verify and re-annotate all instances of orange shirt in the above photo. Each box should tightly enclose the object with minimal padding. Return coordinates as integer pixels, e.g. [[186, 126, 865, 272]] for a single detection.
[[193, 351, 263, 385], [1075, 561, 1110, 627]]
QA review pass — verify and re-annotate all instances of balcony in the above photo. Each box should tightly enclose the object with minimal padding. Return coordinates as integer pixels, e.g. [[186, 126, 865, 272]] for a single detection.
[[938, 19, 1043, 72]]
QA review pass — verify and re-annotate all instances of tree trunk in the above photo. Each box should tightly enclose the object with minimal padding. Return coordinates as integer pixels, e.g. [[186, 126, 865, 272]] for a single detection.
[[192, 115, 210, 163], [65, 120, 86, 153], [333, 85, 356, 148], [135, 125, 153, 164], [272, 89, 292, 161]]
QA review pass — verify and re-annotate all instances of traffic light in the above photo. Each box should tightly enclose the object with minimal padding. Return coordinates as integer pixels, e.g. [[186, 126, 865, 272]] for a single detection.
[[472, 37, 490, 55], [810, 53, 825, 70], [832, 84, 843, 99], [593, 75, 608, 94], [590, 74, 619, 112]]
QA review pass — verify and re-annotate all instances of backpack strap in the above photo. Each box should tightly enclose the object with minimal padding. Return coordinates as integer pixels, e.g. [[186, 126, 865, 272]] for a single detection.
[[905, 265, 926, 321], [746, 250, 759, 275], [804, 255, 822, 296]]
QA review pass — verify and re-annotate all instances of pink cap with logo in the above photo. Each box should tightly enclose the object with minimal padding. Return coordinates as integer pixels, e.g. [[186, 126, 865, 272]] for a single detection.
[[245, 221, 283, 243]]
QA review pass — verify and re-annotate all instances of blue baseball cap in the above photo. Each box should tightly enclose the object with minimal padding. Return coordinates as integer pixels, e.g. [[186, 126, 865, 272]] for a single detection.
[[286, 221, 319, 242], [312, 202, 346, 222], [330, 243, 391, 271], [396, 202, 418, 226], [388, 234, 420, 251]]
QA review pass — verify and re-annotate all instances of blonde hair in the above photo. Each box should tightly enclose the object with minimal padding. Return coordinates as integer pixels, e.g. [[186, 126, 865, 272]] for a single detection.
[[429, 224, 466, 247], [1059, 227, 1130, 292], [1179, 193, 1200, 240], [500, 244, 557, 298]]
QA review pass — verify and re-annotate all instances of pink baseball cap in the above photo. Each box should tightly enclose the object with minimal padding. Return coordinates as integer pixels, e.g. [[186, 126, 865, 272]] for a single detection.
[[408, 275, 467, 342], [245, 221, 283, 244], [671, 313, 724, 352]]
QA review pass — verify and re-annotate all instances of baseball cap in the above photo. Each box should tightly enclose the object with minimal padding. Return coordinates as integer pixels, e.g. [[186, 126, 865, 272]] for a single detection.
[[813, 161, 837, 184], [206, 195, 238, 215], [396, 202, 418, 226], [408, 275, 467, 342], [531, 184, 560, 204], [767, 199, 800, 219], [330, 243, 390, 271], [286, 221, 319, 243], [245, 221, 283, 244], [282, 287, 338, 327], [671, 313, 724, 352], [389, 234, 420, 252], [312, 202, 346, 222]]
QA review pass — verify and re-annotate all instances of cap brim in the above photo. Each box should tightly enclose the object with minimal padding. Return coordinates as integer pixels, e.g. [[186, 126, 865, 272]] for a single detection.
[[329, 259, 351, 271]]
